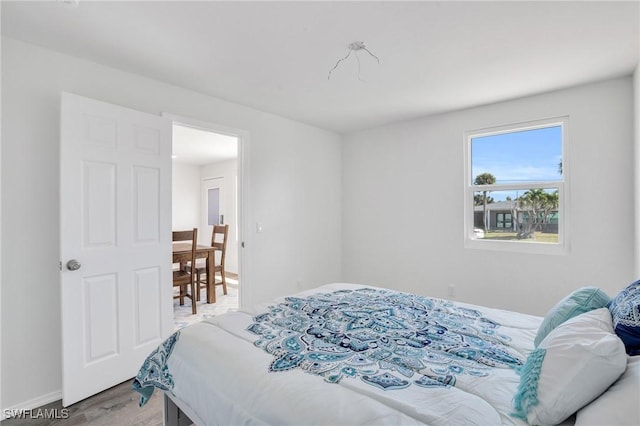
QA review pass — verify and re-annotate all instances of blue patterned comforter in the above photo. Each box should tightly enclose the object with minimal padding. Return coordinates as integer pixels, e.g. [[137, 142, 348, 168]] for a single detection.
[[133, 283, 541, 425], [247, 287, 524, 391]]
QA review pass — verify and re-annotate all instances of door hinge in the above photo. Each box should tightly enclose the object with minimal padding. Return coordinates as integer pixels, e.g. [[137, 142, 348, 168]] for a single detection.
[[59, 261, 62, 271], [241, 241, 245, 248]]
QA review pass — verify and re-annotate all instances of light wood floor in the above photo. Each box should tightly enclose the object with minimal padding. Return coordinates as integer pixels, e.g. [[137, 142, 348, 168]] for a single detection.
[[2, 380, 165, 426]]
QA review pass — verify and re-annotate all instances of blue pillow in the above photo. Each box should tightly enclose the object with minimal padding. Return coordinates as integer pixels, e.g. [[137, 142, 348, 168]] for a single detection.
[[609, 280, 640, 355], [534, 287, 610, 347]]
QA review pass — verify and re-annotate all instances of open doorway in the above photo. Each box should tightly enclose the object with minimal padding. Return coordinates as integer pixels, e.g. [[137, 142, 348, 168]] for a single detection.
[[170, 121, 241, 329]]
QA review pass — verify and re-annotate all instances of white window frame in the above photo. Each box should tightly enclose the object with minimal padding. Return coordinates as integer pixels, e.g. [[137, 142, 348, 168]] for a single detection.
[[464, 116, 570, 255]]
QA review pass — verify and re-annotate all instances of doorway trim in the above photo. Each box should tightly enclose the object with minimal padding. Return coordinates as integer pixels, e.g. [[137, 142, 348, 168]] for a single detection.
[[162, 113, 251, 310]]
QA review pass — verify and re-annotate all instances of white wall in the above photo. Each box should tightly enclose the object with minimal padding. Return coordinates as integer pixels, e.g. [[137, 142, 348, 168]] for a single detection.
[[172, 162, 201, 230], [201, 159, 239, 274], [342, 77, 636, 317], [1, 37, 342, 409]]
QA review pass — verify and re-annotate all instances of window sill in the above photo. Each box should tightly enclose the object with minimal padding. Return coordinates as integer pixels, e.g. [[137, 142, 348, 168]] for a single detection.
[[464, 237, 569, 255]]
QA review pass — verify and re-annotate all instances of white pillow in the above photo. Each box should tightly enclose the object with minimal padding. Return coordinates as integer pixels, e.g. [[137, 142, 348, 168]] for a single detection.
[[512, 308, 627, 426], [575, 355, 640, 426]]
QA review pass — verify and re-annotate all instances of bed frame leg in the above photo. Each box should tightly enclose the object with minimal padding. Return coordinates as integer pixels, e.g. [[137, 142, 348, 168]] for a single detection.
[[163, 393, 193, 426]]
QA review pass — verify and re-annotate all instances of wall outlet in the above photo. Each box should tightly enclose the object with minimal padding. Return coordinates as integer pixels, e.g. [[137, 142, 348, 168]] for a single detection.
[[447, 285, 456, 298]]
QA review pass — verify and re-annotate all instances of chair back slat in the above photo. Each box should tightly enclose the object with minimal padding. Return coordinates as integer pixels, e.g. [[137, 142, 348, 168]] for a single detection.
[[173, 229, 196, 243]]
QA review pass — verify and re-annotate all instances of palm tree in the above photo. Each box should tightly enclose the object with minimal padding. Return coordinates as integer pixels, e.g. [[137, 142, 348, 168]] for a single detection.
[[474, 194, 494, 206], [541, 190, 559, 230], [474, 173, 496, 232], [517, 189, 559, 238]]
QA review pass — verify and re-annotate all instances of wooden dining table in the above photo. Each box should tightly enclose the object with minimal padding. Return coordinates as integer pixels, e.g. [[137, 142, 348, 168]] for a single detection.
[[172, 242, 219, 303]]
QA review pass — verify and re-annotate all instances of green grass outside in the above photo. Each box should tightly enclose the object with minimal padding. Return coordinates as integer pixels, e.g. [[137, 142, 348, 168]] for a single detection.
[[483, 231, 559, 243]]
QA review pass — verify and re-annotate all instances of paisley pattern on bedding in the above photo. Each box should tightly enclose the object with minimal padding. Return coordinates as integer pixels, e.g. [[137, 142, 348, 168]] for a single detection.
[[248, 288, 523, 391], [609, 280, 640, 355], [132, 331, 180, 406]]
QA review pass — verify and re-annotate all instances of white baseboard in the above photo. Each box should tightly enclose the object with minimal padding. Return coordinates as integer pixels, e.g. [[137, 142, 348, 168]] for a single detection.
[[1, 389, 62, 421]]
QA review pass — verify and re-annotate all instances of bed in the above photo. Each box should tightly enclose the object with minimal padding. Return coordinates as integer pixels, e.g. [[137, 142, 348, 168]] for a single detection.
[[133, 282, 640, 426]]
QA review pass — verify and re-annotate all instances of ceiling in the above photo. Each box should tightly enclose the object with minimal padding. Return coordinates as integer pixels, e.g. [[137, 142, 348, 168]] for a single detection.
[[2, 1, 639, 136], [172, 124, 238, 166]]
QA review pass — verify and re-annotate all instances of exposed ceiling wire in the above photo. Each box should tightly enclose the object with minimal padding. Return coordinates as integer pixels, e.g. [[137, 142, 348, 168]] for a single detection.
[[58, 0, 80, 8], [328, 41, 380, 81]]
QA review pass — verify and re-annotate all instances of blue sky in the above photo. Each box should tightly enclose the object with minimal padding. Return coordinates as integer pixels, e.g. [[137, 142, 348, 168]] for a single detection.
[[471, 125, 562, 184], [471, 125, 562, 202]]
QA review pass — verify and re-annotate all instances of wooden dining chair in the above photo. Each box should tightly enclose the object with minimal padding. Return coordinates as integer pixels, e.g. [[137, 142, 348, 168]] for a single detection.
[[172, 228, 198, 315], [192, 224, 229, 302]]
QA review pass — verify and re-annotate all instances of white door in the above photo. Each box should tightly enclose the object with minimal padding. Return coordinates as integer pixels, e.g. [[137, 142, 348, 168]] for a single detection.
[[60, 93, 173, 406]]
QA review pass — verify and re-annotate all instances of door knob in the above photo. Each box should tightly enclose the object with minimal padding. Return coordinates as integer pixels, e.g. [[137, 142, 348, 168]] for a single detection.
[[66, 259, 82, 271]]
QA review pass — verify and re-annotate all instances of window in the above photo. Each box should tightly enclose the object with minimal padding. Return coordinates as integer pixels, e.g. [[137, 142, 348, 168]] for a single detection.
[[464, 117, 568, 253], [496, 213, 512, 229]]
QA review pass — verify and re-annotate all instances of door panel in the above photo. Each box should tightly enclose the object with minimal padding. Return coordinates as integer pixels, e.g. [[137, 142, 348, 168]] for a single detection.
[[83, 273, 118, 363], [83, 161, 116, 247], [60, 93, 172, 406], [133, 166, 161, 242], [133, 267, 163, 346]]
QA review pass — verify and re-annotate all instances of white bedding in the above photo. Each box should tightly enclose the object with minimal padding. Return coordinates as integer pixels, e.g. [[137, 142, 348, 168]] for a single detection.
[[136, 283, 546, 425]]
